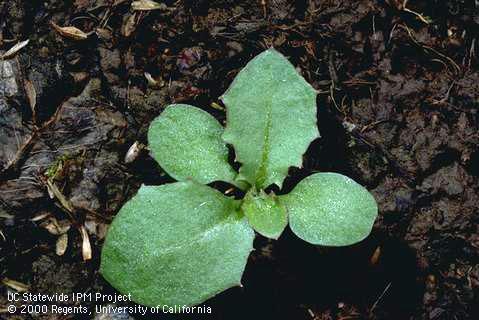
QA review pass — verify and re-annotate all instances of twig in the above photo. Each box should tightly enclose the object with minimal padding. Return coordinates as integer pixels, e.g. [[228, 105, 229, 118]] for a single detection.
[[402, 7, 431, 24], [432, 80, 455, 105], [330, 82, 342, 113], [467, 38, 476, 69], [361, 119, 391, 133], [370, 282, 392, 313], [400, 24, 461, 74], [260, 0, 267, 18]]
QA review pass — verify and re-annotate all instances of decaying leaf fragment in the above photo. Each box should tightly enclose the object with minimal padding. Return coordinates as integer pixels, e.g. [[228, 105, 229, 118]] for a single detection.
[[2, 278, 29, 292], [69, 71, 89, 83], [144, 72, 159, 87], [1, 39, 30, 59], [124, 141, 143, 163], [0, 212, 14, 219], [41, 217, 71, 235], [80, 225, 92, 261], [370, 246, 381, 265], [46, 180, 74, 213], [56, 233, 69, 256], [30, 212, 50, 222], [84, 219, 109, 240], [121, 12, 138, 37], [131, 0, 166, 11], [24, 80, 37, 118], [51, 22, 88, 40]]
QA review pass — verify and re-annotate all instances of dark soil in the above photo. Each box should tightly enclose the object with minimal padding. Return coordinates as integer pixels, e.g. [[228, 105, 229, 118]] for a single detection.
[[1, 1, 478, 319]]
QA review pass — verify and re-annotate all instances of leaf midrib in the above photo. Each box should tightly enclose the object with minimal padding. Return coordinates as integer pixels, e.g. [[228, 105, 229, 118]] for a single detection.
[[256, 105, 272, 187], [255, 67, 274, 187]]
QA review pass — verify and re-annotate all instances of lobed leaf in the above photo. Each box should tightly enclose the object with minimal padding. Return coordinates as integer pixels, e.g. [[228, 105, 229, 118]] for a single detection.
[[222, 49, 319, 189], [100, 181, 255, 307], [280, 172, 377, 246], [242, 190, 287, 239], [148, 104, 237, 185]]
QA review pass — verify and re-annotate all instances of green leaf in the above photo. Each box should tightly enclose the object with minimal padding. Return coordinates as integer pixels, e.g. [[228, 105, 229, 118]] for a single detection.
[[221, 48, 319, 189], [100, 182, 255, 307], [280, 172, 377, 246], [148, 104, 237, 185], [242, 189, 287, 239]]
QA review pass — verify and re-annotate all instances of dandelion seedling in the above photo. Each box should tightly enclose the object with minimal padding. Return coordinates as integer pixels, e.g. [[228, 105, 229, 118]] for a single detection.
[[100, 49, 378, 307]]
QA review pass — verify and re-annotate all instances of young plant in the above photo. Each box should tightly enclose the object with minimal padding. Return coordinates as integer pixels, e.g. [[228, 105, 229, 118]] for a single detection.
[[100, 49, 378, 307]]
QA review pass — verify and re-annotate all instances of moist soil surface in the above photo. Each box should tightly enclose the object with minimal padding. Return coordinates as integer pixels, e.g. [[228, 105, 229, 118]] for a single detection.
[[1, 1, 479, 319]]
